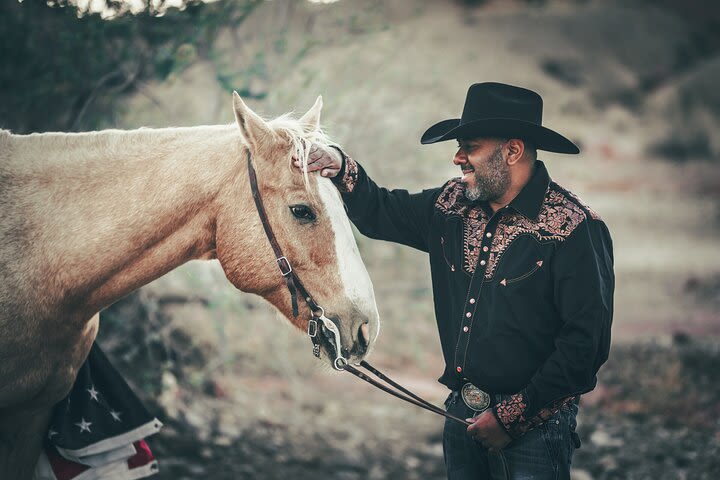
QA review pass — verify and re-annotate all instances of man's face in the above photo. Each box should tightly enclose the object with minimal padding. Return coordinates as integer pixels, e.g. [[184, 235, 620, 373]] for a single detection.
[[453, 138, 510, 202]]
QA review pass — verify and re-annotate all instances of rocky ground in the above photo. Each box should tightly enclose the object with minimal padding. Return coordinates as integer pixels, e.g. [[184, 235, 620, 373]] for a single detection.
[[127, 340, 720, 480], [99, 288, 720, 480]]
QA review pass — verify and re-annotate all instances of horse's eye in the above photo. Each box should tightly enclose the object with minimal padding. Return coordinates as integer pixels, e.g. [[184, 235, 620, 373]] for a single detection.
[[289, 205, 316, 222]]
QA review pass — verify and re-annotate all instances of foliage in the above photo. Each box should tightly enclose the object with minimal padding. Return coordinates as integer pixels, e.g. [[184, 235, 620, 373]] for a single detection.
[[0, 0, 263, 133]]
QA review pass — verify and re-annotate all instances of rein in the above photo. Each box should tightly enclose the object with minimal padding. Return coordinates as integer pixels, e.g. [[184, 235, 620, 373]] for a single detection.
[[246, 150, 470, 427]]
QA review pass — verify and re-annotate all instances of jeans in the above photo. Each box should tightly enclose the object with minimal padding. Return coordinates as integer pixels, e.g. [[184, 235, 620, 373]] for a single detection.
[[443, 391, 580, 480]]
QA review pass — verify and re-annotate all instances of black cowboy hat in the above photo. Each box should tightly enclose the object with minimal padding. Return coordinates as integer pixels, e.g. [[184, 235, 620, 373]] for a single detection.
[[420, 82, 579, 154]]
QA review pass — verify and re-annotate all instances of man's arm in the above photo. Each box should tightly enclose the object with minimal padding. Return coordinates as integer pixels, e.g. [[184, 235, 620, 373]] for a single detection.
[[490, 218, 615, 439], [296, 144, 441, 252]]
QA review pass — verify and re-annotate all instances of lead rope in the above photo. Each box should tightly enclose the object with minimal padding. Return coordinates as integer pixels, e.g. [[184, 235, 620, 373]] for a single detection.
[[342, 361, 471, 427]]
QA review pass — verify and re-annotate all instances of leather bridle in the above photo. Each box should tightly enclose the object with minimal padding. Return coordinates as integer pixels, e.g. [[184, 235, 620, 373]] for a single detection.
[[246, 149, 470, 427], [246, 150, 346, 370]]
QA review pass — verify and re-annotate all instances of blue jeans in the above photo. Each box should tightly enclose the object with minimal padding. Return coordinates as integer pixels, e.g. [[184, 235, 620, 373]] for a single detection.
[[443, 391, 580, 480]]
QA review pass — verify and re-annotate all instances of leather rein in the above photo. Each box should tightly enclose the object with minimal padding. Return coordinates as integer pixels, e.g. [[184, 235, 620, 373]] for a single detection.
[[246, 150, 470, 427]]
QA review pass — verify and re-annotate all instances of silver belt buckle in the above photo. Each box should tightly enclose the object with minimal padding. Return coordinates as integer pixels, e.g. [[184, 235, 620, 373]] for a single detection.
[[461, 383, 491, 412]]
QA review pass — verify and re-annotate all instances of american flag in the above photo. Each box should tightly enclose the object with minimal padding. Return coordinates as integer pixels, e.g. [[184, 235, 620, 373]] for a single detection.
[[34, 343, 162, 480]]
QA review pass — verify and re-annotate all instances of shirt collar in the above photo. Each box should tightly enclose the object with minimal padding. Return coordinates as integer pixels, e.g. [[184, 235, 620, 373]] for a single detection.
[[507, 160, 550, 220]]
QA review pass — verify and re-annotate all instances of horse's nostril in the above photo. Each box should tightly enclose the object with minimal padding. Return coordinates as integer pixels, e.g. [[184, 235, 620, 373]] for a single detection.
[[358, 322, 370, 354]]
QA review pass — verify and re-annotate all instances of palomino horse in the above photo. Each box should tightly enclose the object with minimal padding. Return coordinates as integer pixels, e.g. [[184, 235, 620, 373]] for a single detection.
[[0, 93, 380, 479]]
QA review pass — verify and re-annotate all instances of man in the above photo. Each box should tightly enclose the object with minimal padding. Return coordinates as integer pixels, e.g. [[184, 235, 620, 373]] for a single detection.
[[295, 82, 614, 479]]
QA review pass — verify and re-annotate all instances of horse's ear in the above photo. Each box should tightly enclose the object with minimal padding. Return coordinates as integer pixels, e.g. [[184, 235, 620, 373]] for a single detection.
[[233, 91, 272, 150], [299, 95, 323, 133]]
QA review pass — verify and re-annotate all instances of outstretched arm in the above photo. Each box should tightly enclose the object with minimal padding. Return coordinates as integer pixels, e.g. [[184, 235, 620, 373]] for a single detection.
[[294, 144, 441, 252]]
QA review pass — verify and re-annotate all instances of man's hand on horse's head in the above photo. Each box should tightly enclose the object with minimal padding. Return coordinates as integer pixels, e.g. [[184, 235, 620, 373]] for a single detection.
[[292, 143, 342, 178]]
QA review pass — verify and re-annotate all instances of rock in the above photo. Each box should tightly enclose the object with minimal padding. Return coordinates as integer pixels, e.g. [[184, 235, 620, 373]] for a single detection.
[[368, 465, 386, 480], [598, 453, 618, 471], [159, 371, 181, 417], [405, 456, 421, 469], [213, 435, 232, 447], [590, 430, 625, 448], [571, 469, 594, 480]]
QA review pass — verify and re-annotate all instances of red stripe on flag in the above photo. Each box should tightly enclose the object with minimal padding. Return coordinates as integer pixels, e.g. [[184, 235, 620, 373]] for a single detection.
[[46, 446, 90, 480], [128, 440, 155, 469]]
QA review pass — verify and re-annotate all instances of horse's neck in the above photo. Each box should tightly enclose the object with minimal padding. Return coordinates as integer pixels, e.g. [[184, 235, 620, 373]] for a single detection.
[[6, 125, 247, 318]]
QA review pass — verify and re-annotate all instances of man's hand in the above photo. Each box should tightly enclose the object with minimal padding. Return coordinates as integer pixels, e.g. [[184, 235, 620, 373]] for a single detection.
[[292, 143, 342, 178], [466, 410, 513, 452]]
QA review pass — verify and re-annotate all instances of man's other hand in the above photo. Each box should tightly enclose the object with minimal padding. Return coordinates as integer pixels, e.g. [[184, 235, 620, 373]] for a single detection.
[[292, 143, 342, 178], [466, 410, 513, 451]]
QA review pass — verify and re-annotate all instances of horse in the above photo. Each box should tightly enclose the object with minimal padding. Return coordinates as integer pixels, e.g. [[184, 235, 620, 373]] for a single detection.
[[0, 92, 380, 479]]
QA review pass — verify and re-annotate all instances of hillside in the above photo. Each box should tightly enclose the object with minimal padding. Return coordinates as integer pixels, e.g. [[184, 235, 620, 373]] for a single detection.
[[97, 1, 720, 478]]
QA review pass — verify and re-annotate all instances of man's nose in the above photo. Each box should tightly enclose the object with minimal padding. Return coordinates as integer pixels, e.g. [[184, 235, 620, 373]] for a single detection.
[[453, 149, 467, 165]]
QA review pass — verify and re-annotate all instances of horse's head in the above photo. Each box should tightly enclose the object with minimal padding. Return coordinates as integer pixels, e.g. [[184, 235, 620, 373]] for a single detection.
[[215, 92, 380, 368]]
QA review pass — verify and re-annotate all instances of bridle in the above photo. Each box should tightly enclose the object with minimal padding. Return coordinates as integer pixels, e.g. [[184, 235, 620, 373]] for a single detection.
[[246, 149, 470, 427], [246, 149, 346, 370]]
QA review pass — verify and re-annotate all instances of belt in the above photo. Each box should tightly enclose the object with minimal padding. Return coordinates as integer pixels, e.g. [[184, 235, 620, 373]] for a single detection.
[[460, 382, 494, 412]]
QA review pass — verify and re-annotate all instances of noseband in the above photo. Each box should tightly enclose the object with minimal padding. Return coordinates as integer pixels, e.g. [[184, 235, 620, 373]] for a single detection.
[[246, 149, 470, 426]]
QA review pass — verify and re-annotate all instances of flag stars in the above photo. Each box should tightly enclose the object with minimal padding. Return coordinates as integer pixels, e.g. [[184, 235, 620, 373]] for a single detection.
[[75, 418, 92, 433], [87, 385, 100, 401], [110, 410, 122, 422]]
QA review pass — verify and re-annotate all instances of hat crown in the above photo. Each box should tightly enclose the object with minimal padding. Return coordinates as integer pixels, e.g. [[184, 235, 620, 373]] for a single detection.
[[419, 81, 578, 154], [460, 82, 543, 126]]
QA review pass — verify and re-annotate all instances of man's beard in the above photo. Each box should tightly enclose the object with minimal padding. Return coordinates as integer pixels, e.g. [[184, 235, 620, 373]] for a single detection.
[[462, 145, 511, 202]]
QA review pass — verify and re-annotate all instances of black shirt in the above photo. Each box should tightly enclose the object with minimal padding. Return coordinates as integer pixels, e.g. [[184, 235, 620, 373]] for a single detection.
[[333, 154, 614, 438]]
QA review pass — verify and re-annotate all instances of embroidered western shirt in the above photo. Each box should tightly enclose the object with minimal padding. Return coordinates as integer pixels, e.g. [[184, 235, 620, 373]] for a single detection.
[[333, 154, 614, 438]]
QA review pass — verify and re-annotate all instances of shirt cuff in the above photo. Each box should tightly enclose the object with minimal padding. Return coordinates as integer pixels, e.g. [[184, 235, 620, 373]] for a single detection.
[[329, 145, 359, 193], [492, 391, 575, 439]]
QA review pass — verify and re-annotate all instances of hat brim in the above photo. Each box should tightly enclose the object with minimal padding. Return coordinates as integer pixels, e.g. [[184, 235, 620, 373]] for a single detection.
[[420, 118, 580, 154]]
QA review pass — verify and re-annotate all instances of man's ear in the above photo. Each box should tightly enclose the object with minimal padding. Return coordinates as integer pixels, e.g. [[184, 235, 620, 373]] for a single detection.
[[233, 91, 273, 151], [506, 138, 525, 165], [299, 95, 323, 134]]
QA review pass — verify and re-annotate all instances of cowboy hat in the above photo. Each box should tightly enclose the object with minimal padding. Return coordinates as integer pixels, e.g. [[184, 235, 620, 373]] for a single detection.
[[420, 82, 579, 154]]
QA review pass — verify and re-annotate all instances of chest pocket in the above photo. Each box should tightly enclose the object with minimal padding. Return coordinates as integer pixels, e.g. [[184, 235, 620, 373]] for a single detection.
[[440, 216, 463, 273], [495, 236, 546, 286], [499, 260, 543, 286]]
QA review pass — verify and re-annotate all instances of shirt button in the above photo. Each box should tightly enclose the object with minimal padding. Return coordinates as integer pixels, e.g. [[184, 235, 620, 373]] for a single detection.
[[480, 260, 486, 266], [486, 232, 492, 238], [482, 246, 489, 252], [457, 366, 462, 373], [469, 298, 476, 304], [465, 312, 471, 318], [463, 326, 469, 332]]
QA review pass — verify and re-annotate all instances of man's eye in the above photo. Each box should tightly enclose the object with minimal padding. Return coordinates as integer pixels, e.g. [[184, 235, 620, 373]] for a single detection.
[[290, 205, 316, 222]]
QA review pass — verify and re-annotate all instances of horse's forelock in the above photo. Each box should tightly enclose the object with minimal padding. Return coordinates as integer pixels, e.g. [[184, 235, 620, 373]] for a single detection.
[[268, 113, 332, 195]]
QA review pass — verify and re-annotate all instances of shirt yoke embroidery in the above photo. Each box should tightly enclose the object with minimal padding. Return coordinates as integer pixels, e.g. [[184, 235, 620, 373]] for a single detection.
[[435, 180, 599, 279]]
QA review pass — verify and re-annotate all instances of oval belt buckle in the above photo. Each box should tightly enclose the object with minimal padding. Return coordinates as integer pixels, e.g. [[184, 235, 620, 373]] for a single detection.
[[461, 383, 491, 412]]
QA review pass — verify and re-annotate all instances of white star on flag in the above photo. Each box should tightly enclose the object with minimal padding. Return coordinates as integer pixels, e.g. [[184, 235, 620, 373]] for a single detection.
[[110, 410, 122, 422], [75, 418, 92, 433], [87, 385, 100, 401]]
